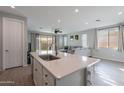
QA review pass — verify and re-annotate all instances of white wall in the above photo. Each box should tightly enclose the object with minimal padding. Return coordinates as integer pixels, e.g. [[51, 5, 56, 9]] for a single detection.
[[92, 49, 124, 62], [58, 35, 68, 49], [28, 32, 31, 43], [68, 33, 82, 46], [67, 29, 95, 48], [0, 15, 2, 70], [58, 35, 64, 49]]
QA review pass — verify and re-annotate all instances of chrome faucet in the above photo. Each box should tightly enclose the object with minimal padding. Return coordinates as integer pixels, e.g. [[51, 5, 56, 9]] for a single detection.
[[54, 29, 62, 56]]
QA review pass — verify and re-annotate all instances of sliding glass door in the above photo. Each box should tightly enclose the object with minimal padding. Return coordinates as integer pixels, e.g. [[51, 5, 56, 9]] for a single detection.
[[36, 35, 55, 54]]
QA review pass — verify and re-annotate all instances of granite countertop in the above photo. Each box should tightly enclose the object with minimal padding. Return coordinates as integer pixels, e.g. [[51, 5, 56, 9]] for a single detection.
[[31, 52, 100, 79]]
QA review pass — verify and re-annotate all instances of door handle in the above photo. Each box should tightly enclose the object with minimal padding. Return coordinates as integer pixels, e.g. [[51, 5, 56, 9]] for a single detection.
[[5, 50, 9, 52]]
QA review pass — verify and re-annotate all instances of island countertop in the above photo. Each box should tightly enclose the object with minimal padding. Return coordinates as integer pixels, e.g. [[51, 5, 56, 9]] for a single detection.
[[31, 52, 100, 79]]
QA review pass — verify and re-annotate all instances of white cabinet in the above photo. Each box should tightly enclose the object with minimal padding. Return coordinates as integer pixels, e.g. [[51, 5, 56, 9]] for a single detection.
[[56, 70, 85, 86], [33, 58, 93, 86], [86, 65, 95, 86], [33, 58, 55, 86], [42, 68, 55, 86], [33, 58, 86, 86], [33, 59, 43, 86]]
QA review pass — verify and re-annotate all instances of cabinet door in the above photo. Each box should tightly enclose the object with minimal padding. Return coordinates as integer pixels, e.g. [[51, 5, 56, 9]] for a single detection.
[[56, 70, 84, 86], [43, 67, 55, 86], [33, 59, 43, 86], [86, 65, 95, 86]]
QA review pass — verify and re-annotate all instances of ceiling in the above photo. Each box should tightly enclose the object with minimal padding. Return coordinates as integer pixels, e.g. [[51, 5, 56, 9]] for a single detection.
[[0, 6, 124, 34]]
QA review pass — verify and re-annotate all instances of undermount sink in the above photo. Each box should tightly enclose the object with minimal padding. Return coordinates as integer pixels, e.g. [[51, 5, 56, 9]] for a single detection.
[[39, 54, 60, 61]]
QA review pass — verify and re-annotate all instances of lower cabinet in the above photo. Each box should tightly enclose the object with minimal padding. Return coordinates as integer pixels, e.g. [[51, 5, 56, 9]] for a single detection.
[[33, 58, 55, 86], [86, 65, 95, 86], [42, 67, 55, 86], [33, 58, 89, 86], [33, 59, 43, 85]]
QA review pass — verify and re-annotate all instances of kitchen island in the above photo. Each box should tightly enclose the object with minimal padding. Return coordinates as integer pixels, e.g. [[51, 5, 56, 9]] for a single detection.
[[31, 52, 100, 86]]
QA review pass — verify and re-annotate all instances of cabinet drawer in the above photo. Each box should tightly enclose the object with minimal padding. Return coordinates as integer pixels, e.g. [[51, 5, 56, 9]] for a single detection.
[[34, 69, 43, 86], [43, 67, 55, 86], [33, 59, 43, 86], [34, 59, 43, 74], [43, 78, 55, 86]]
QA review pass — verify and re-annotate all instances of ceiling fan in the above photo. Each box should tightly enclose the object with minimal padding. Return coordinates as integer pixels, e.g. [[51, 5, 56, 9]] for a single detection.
[[54, 28, 62, 34]]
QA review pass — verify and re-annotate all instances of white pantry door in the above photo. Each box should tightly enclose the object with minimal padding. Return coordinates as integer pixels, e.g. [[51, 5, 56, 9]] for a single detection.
[[3, 17, 24, 69]]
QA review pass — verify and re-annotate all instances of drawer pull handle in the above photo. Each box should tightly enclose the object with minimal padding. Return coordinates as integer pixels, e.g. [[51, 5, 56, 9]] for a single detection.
[[35, 68, 37, 71], [87, 71, 91, 75], [45, 74, 48, 77], [45, 82, 48, 85]]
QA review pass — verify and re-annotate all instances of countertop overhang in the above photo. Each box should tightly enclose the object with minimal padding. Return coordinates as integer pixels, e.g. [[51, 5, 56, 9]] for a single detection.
[[31, 52, 100, 79]]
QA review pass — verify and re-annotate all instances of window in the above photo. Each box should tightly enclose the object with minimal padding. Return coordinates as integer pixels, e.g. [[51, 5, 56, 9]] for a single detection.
[[109, 28, 119, 49], [82, 34, 88, 48], [36, 35, 55, 54], [97, 27, 119, 49], [97, 29, 108, 48]]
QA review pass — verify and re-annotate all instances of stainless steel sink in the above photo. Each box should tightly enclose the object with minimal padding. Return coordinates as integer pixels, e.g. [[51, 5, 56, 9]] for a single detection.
[[39, 54, 60, 61]]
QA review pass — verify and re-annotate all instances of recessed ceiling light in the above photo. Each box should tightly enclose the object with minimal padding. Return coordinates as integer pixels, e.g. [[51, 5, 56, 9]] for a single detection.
[[10, 6, 15, 8], [85, 22, 88, 25], [118, 11, 123, 15], [57, 19, 61, 23], [75, 9, 79, 13]]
